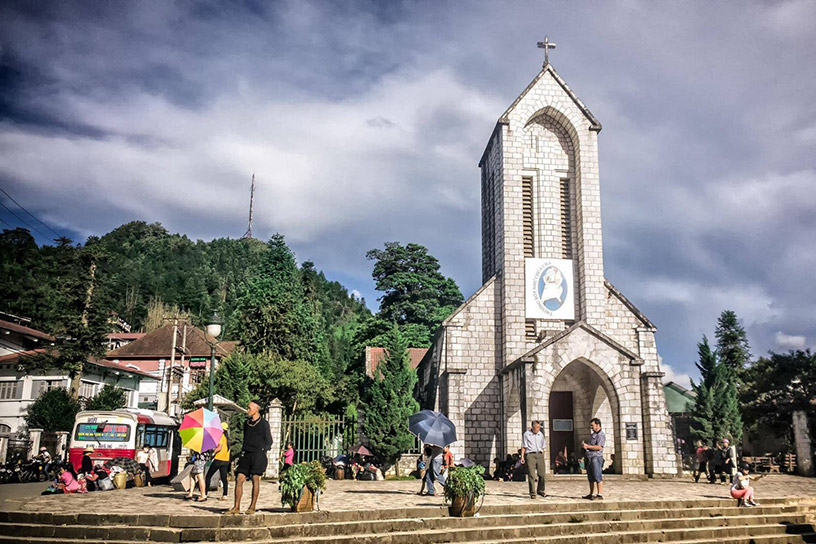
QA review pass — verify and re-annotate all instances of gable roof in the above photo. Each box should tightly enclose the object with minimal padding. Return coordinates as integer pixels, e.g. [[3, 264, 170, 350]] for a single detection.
[[479, 64, 601, 167], [107, 323, 235, 359], [604, 280, 656, 330], [522, 321, 641, 362], [0, 319, 55, 342], [499, 63, 602, 131], [365, 346, 428, 378], [0, 349, 156, 380]]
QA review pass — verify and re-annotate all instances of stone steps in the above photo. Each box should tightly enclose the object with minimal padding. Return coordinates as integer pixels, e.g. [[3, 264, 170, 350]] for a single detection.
[[0, 497, 812, 543]]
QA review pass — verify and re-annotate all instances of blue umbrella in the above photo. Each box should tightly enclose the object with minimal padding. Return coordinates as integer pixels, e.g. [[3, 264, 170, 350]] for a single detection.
[[409, 410, 457, 447]]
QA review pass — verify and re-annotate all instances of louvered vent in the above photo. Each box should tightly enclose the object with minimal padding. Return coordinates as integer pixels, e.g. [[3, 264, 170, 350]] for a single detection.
[[525, 319, 536, 338], [560, 178, 573, 259], [522, 177, 534, 258]]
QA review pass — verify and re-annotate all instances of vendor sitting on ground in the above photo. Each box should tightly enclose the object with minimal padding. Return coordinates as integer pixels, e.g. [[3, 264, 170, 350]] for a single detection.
[[57, 465, 79, 493]]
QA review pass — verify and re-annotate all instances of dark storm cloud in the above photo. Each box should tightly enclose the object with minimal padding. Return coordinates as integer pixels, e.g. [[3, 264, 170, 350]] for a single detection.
[[1, 0, 815, 385]]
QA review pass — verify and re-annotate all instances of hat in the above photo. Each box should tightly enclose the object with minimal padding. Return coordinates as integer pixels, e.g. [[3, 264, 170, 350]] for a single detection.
[[83, 446, 95, 453], [722, 438, 730, 445], [221, 422, 229, 430], [39, 447, 47, 452]]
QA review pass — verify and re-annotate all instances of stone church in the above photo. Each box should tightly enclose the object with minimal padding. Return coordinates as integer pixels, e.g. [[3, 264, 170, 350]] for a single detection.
[[416, 50, 677, 477]]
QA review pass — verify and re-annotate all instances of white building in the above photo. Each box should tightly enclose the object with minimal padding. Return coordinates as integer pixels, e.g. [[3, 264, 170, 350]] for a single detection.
[[0, 319, 157, 436]]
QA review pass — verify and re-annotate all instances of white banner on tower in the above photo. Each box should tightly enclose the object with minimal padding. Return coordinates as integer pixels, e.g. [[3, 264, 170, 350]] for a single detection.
[[525, 258, 575, 320]]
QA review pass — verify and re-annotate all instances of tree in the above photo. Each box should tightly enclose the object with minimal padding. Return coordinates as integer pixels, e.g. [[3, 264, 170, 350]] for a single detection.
[[689, 336, 743, 445], [742, 350, 816, 437], [714, 310, 751, 378], [29, 243, 110, 398], [366, 242, 463, 344], [230, 235, 330, 372], [25, 388, 82, 432], [247, 356, 335, 416], [689, 338, 717, 444], [362, 326, 419, 475], [85, 384, 128, 411]]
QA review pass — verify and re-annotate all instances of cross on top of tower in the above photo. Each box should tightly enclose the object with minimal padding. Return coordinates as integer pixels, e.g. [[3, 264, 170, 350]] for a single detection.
[[537, 36, 557, 67]]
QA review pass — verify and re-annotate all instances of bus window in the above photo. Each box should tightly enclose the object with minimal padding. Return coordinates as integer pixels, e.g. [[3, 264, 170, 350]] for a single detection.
[[75, 423, 131, 442], [143, 425, 169, 448]]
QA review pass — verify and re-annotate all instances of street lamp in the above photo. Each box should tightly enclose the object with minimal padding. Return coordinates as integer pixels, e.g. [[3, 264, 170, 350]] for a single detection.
[[206, 311, 223, 411]]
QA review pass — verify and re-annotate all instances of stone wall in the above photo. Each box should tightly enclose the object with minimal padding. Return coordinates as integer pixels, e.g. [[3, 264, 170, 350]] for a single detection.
[[437, 276, 502, 469]]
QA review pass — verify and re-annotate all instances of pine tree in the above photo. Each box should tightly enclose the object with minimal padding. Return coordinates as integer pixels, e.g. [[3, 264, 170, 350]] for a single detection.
[[689, 337, 717, 444], [689, 336, 743, 445], [230, 235, 330, 371], [362, 325, 419, 475], [714, 310, 751, 377]]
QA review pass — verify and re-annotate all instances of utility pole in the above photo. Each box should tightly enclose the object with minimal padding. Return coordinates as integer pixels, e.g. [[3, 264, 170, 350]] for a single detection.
[[176, 324, 188, 406], [241, 173, 255, 239], [165, 318, 178, 414]]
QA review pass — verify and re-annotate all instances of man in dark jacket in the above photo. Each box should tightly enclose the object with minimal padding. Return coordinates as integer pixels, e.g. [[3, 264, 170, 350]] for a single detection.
[[225, 400, 271, 515]]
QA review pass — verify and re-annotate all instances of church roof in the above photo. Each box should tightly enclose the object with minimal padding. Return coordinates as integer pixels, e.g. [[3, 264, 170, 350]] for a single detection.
[[604, 280, 656, 330], [480, 64, 601, 168], [500, 63, 601, 130]]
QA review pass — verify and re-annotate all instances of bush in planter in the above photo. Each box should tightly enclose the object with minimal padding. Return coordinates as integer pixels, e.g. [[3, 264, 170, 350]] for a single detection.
[[279, 460, 327, 509], [443, 465, 486, 517]]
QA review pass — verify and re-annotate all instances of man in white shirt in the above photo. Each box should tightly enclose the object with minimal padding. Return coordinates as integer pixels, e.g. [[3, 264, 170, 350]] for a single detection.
[[520, 420, 547, 499]]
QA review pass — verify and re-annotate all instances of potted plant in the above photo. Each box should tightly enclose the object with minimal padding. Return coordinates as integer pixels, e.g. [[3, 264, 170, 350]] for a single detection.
[[279, 460, 327, 512], [443, 465, 485, 517]]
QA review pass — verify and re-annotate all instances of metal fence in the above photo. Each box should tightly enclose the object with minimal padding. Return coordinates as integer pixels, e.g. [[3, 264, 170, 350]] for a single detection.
[[282, 416, 357, 464], [40, 432, 61, 460], [281, 415, 422, 463]]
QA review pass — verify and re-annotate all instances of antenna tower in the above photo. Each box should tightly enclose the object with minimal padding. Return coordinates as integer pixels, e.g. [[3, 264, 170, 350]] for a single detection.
[[241, 173, 255, 239]]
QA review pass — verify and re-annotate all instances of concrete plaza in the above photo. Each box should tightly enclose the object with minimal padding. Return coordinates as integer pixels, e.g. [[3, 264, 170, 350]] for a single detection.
[[3, 474, 815, 517]]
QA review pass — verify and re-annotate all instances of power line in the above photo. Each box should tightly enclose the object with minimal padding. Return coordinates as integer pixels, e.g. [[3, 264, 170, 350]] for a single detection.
[[0, 199, 53, 240], [0, 186, 61, 238]]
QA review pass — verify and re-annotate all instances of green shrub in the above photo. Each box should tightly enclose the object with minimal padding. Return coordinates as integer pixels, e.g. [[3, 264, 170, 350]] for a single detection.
[[443, 465, 485, 503], [278, 460, 327, 508]]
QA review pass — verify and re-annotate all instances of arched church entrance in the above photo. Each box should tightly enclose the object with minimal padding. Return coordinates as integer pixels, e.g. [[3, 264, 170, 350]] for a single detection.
[[548, 359, 620, 473]]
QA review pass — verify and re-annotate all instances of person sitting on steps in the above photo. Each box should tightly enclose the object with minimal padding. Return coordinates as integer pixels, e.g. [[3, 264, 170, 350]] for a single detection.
[[731, 463, 760, 507]]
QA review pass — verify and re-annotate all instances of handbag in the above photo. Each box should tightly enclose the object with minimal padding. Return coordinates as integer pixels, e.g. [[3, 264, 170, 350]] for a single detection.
[[97, 477, 114, 491]]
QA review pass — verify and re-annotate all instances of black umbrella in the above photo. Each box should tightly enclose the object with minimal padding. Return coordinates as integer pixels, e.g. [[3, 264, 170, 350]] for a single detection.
[[408, 410, 457, 447], [103, 456, 141, 473]]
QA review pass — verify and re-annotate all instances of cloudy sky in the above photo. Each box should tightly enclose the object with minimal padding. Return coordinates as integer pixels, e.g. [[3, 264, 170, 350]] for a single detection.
[[1, 1, 815, 386]]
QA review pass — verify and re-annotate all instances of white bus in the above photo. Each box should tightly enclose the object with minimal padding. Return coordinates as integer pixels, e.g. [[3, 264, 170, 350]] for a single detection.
[[69, 408, 180, 479]]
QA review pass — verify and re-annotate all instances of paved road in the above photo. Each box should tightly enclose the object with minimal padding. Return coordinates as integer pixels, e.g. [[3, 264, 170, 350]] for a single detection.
[[0, 482, 47, 510]]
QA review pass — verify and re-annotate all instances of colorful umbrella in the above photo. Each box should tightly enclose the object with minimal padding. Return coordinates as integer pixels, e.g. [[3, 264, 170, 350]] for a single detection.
[[350, 444, 372, 457], [179, 407, 223, 453]]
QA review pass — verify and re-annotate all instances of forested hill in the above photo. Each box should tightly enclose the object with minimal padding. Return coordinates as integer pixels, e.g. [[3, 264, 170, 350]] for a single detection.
[[0, 221, 371, 374]]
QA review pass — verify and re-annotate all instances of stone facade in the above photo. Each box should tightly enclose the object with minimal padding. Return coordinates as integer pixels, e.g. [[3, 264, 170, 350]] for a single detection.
[[417, 61, 677, 477]]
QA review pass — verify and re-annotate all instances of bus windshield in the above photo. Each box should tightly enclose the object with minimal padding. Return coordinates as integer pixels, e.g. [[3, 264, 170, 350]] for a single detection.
[[75, 423, 131, 442]]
